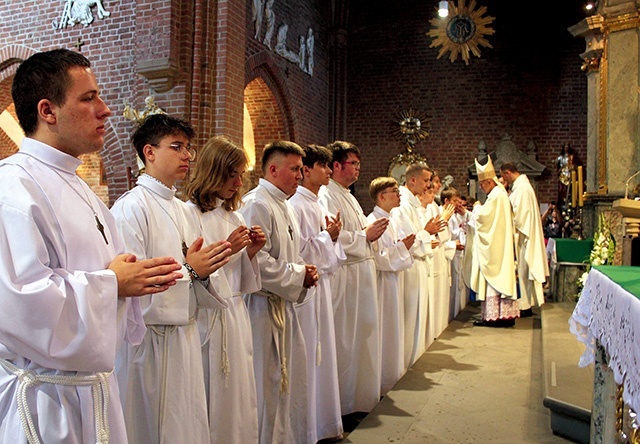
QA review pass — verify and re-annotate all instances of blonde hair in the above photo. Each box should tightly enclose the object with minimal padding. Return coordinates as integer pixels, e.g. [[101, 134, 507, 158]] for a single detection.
[[369, 176, 398, 202], [186, 135, 249, 212]]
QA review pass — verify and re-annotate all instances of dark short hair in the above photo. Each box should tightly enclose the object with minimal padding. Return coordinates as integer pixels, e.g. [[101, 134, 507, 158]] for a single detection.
[[327, 140, 361, 165], [261, 140, 305, 173], [12, 49, 91, 136], [132, 114, 195, 164], [500, 162, 519, 173], [302, 144, 332, 168]]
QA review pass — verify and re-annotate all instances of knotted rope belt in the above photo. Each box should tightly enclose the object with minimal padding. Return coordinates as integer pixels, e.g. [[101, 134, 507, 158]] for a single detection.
[[0, 358, 112, 444], [255, 290, 289, 393], [201, 309, 230, 386]]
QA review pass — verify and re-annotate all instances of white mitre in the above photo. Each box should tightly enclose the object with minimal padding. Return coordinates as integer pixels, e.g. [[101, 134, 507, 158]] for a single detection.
[[475, 157, 501, 187]]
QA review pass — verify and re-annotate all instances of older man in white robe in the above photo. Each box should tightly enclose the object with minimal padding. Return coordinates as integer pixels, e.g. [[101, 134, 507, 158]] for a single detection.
[[500, 162, 550, 317], [465, 157, 519, 327], [0, 49, 182, 443], [240, 141, 319, 444]]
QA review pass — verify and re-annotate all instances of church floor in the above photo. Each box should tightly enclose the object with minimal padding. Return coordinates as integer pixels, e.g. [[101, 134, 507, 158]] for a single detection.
[[341, 303, 578, 444]]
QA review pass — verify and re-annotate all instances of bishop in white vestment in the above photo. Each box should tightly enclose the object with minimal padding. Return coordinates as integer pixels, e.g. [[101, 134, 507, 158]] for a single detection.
[[464, 158, 519, 324]]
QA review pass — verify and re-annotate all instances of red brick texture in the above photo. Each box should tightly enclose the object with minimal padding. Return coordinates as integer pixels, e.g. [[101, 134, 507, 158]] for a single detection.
[[0, 0, 587, 214]]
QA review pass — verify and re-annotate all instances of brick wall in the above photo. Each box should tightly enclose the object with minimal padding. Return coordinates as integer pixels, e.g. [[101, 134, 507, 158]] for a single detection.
[[0, 0, 588, 215], [344, 0, 587, 212], [245, 0, 330, 148]]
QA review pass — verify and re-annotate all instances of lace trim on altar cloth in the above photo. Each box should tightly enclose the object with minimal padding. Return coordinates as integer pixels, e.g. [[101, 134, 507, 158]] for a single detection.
[[569, 268, 640, 414]]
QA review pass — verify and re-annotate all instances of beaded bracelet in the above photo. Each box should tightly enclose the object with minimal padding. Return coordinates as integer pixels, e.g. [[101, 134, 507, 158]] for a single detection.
[[184, 262, 201, 281]]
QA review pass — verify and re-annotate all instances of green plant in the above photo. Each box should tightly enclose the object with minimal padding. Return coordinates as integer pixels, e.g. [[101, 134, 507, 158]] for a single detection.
[[576, 213, 615, 299]]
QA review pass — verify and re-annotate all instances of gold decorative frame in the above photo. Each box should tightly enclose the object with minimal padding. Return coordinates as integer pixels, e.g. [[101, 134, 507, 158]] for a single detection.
[[427, 0, 495, 65], [388, 150, 428, 186]]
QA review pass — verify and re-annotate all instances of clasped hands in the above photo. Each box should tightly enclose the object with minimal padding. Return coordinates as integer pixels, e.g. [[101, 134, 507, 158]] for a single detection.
[[226, 225, 266, 259]]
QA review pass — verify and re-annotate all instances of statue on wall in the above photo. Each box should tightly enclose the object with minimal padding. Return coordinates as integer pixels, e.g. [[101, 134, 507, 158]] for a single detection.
[[275, 24, 300, 64], [252, 0, 265, 40], [306, 28, 314, 75], [263, 0, 276, 49], [54, 0, 111, 29], [123, 96, 166, 124], [298, 35, 307, 71], [123, 96, 167, 178]]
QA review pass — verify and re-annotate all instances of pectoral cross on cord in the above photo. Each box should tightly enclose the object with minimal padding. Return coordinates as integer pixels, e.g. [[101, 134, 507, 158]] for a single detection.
[[94, 213, 109, 245], [288, 225, 293, 240]]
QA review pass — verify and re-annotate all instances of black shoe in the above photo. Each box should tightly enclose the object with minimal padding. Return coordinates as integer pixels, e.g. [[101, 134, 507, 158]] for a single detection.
[[474, 319, 514, 328], [520, 308, 533, 318]]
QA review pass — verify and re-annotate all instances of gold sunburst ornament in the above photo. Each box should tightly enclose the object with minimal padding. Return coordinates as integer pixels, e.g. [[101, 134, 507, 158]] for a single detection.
[[393, 108, 430, 151], [427, 0, 495, 65]]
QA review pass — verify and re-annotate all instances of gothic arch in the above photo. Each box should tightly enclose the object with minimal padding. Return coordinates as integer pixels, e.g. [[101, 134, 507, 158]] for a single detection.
[[245, 52, 296, 143], [0, 45, 117, 204], [244, 52, 297, 189]]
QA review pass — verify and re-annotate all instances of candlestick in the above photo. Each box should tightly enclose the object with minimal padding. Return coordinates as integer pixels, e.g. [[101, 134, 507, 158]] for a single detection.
[[571, 170, 577, 208], [577, 166, 584, 207]]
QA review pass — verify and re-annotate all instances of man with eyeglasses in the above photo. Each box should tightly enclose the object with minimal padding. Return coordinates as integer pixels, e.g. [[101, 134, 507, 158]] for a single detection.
[[111, 113, 233, 442], [319, 140, 388, 420]]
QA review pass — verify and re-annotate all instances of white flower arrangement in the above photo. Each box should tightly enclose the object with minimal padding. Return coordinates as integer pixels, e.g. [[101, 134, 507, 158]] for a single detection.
[[577, 213, 615, 298]]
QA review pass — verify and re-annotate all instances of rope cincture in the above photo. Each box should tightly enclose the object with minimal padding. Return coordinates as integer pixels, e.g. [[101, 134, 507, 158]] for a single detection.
[[267, 295, 289, 393], [0, 358, 112, 444], [201, 309, 231, 387]]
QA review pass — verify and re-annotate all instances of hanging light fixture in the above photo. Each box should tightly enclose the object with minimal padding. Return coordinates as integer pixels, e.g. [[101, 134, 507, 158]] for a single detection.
[[438, 1, 449, 18]]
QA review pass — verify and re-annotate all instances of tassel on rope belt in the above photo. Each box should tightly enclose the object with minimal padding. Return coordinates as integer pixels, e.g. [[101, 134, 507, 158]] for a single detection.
[[0, 358, 112, 444], [255, 290, 289, 393], [201, 309, 230, 387]]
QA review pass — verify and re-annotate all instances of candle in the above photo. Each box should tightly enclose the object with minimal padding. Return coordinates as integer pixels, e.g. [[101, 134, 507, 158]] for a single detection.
[[571, 170, 577, 207], [577, 166, 584, 207]]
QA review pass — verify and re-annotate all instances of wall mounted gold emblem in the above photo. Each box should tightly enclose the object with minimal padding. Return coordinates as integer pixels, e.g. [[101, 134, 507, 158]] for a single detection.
[[427, 0, 495, 65]]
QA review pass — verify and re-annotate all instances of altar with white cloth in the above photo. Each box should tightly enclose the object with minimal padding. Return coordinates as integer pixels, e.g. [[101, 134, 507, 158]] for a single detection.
[[570, 265, 640, 443]]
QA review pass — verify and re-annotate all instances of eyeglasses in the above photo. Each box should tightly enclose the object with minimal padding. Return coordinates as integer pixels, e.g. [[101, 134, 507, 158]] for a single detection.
[[382, 188, 400, 195], [342, 160, 361, 167], [151, 143, 197, 160]]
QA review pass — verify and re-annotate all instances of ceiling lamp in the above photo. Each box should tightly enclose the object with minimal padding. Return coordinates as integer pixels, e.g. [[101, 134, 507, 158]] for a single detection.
[[438, 1, 449, 18]]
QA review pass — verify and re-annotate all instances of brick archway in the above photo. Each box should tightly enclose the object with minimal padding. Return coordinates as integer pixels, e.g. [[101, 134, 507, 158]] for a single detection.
[[244, 52, 295, 189], [0, 45, 33, 159], [0, 45, 111, 204]]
